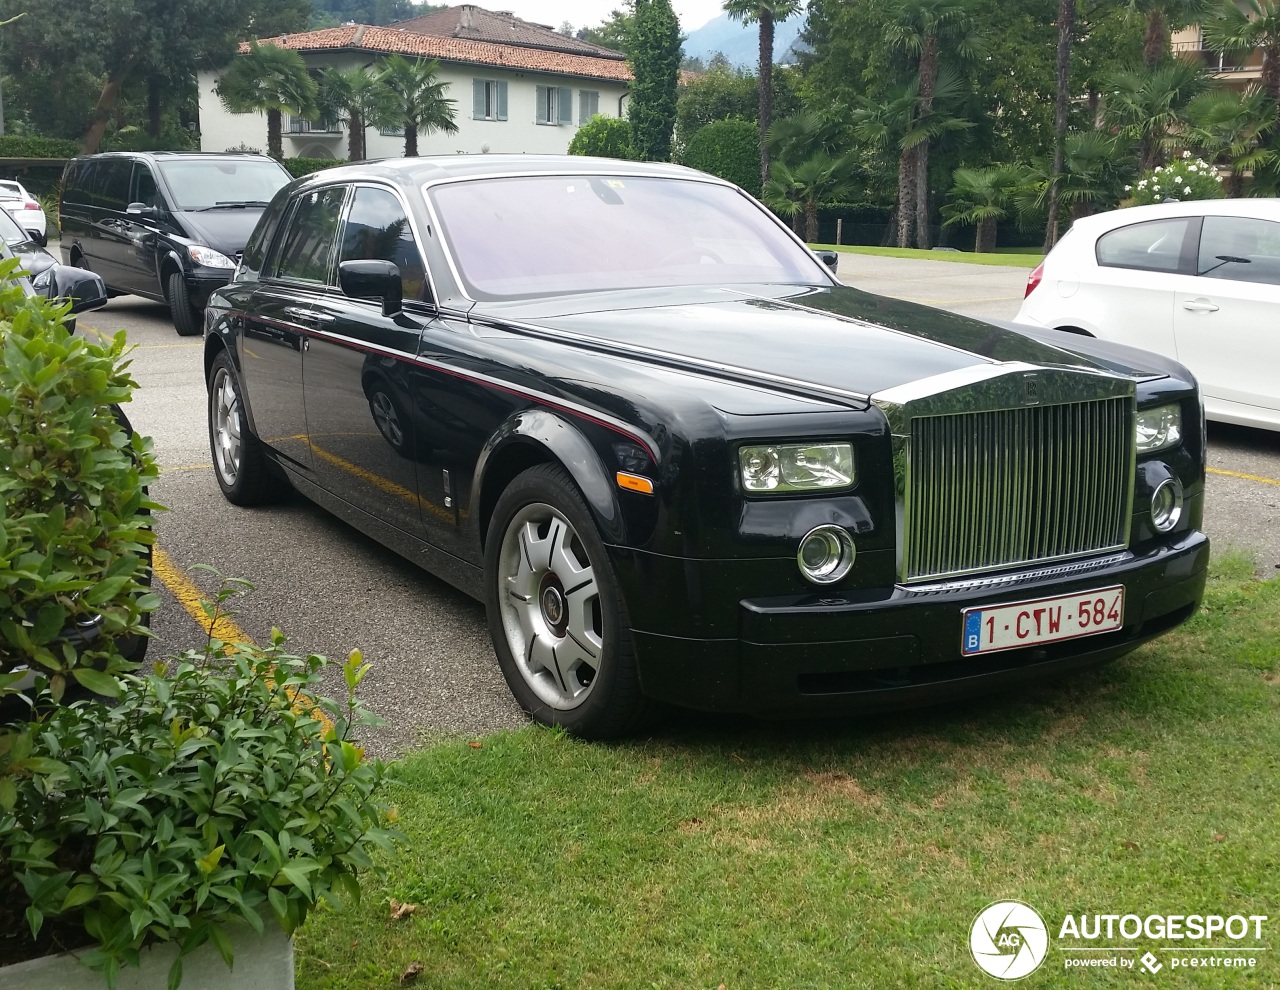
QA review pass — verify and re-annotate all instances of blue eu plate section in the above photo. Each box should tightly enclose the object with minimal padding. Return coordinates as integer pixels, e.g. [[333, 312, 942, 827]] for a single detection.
[[963, 609, 984, 654]]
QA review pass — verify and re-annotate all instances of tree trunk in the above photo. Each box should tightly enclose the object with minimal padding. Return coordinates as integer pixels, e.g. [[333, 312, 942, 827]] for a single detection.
[[757, 11, 775, 194], [348, 112, 364, 161], [896, 146, 916, 248], [81, 69, 134, 155], [1141, 135, 1162, 173], [147, 75, 162, 137], [1143, 8, 1167, 68], [405, 121, 418, 157], [1265, 47, 1280, 127], [976, 216, 997, 253], [1043, 0, 1075, 253], [267, 109, 283, 160], [914, 35, 938, 250], [1227, 170, 1244, 197], [791, 210, 802, 236], [805, 200, 818, 243], [1087, 86, 1100, 127]]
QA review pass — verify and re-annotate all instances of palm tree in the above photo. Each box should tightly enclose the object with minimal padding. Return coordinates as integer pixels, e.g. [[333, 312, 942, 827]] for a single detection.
[[763, 152, 858, 242], [723, 0, 803, 194], [376, 55, 459, 158], [316, 66, 397, 162], [941, 165, 1028, 252], [1204, 0, 1280, 112], [1044, 0, 1076, 252], [1017, 131, 1132, 223], [884, 0, 982, 249], [1126, 0, 1213, 68], [1184, 86, 1277, 194], [215, 43, 317, 161], [1102, 59, 1206, 171]]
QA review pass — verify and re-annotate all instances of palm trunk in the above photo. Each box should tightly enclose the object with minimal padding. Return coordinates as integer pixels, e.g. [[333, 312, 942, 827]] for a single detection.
[[1141, 135, 1162, 173], [1043, 0, 1075, 253], [1227, 170, 1244, 197], [348, 112, 364, 161], [1143, 8, 1167, 69], [896, 146, 916, 248], [267, 109, 283, 160], [976, 216, 997, 253], [81, 68, 135, 154], [805, 200, 818, 243], [404, 121, 418, 157], [914, 35, 938, 250], [147, 75, 162, 137], [757, 11, 775, 195], [1265, 47, 1280, 125]]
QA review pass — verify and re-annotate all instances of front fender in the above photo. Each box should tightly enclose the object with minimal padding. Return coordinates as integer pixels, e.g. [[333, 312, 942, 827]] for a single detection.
[[474, 408, 626, 546]]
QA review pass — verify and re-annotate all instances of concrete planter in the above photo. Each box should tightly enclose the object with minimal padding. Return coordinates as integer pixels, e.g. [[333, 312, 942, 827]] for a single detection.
[[0, 925, 293, 990]]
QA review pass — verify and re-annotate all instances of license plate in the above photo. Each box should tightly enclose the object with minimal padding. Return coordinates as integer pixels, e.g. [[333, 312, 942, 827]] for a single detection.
[[961, 586, 1124, 656]]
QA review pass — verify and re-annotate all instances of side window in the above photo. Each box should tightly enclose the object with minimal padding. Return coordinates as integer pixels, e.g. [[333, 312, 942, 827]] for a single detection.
[[337, 185, 430, 304], [129, 164, 163, 210], [1197, 215, 1280, 286], [272, 186, 348, 285], [535, 85, 572, 125], [1096, 218, 1193, 273], [241, 190, 292, 280], [472, 79, 508, 121], [63, 162, 92, 206], [92, 160, 132, 211], [578, 90, 600, 125]]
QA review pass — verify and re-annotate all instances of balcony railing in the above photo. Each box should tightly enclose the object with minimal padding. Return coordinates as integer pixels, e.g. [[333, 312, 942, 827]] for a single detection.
[[285, 116, 340, 134], [1173, 44, 1258, 73]]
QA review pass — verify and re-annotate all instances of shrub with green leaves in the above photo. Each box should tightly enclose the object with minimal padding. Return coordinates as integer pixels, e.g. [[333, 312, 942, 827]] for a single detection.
[[283, 157, 343, 179], [1128, 153, 1225, 206], [567, 115, 636, 160], [0, 135, 81, 160], [679, 117, 762, 197], [0, 262, 158, 701], [0, 630, 399, 989]]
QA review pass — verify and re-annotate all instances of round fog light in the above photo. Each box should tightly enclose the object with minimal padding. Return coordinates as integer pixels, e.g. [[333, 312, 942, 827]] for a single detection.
[[797, 525, 856, 585], [1150, 477, 1184, 533]]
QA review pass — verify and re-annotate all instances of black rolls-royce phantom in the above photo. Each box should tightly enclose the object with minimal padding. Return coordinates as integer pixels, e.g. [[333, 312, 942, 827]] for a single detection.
[[204, 157, 1208, 738]]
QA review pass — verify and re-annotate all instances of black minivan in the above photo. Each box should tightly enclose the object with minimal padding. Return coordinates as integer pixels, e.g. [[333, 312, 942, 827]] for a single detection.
[[59, 152, 292, 335]]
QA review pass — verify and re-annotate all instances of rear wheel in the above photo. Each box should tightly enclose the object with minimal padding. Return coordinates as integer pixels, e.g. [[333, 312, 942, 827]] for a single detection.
[[208, 351, 287, 505], [168, 271, 202, 336], [484, 464, 646, 739]]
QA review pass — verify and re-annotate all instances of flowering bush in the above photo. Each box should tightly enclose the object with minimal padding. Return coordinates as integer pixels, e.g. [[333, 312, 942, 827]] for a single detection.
[[1126, 153, 1225, 206]]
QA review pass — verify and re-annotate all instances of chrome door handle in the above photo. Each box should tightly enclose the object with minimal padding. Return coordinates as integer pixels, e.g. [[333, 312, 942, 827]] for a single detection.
[[309, 311, 336, 324], [1182, 298, 1219, 313], [282, 305, 314, 323]]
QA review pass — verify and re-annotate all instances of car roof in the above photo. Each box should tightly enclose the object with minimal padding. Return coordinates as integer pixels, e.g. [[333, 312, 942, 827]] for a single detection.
[[290, 154, 715, 188], [1071, 197, 1280, 238], [68, 151, 281, 164]]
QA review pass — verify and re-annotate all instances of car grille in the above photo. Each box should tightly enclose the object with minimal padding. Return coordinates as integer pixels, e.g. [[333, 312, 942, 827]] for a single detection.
[[904, 397, 1132, 582]]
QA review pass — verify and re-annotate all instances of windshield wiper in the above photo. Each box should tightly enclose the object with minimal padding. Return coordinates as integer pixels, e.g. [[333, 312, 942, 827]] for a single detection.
[[192, 200, 272, 211]]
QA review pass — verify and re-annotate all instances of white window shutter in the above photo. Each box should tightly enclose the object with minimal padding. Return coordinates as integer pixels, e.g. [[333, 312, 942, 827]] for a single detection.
[[472, 79, 485, 119], [496, 81, 508, 120], [558, 87, 573, 125], [536, 85, 548, 123]]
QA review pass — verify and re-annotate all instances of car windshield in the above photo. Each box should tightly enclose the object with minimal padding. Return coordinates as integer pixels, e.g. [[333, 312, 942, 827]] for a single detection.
[[0, 183, 22, 200], [156, 159, 289, 211], [427, 174, 825, 299], [0, 206, 33, 248]]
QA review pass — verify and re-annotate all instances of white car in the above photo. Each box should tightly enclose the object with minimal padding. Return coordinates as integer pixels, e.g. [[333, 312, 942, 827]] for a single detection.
[[1016, 199, 1280, 432], [0, 180, 47, 246]]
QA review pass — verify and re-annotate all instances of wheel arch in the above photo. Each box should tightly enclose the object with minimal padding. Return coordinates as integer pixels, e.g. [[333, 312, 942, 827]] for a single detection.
[[475, 409, 625, 551], [157, 250, 185, 298]]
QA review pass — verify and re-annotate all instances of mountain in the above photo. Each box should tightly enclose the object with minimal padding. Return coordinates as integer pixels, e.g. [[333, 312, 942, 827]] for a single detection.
[[681, 10, 807, 69]]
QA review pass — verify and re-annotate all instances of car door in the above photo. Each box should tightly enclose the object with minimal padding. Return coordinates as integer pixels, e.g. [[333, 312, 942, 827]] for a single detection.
[[1173, 214, 1280, 421], [84, 158, 134, 288], [240, 184, 351, 473], [115, 161, 172, 296], [301, 183, 431, 540], [1083, 216, 1198, 359]]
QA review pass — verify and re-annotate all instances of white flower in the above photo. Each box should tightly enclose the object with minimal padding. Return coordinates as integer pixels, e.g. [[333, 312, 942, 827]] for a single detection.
[[1153, 183, 1161, 191], [1215, 175, 1223, 182], [1184, 186, 1192, 195], [1183, 150, 1192, 158], [1125, 185, 1132, 191], [1138, 180, 1148, 189], [1155, 166, 1164, 173]]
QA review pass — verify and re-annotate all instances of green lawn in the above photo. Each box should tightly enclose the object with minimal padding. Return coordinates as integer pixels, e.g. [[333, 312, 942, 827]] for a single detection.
[[296, 556, 1280, 989], [816, 244, 1044, 268]]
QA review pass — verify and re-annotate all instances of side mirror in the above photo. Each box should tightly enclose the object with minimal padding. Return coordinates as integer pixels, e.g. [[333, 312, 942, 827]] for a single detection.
[[339, 259, 402, 317], [814, 249, 839, 272], [45, 265, 108, 315], [126, 202, 160, 216]]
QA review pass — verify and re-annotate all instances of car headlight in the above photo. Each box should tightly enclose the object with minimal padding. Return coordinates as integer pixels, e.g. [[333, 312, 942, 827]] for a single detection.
[[739, 442, 855, 492], [188, 245, 236, 269], [1135, 404, 1182, 454]]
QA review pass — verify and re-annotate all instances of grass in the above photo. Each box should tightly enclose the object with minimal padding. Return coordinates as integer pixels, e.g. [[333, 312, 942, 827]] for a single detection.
[[296, 555, 1280, 989], [815, 244, 1044, 268]]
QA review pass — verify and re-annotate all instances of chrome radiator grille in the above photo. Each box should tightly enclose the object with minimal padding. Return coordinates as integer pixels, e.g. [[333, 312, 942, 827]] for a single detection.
[[904, 398, 1132, 582]]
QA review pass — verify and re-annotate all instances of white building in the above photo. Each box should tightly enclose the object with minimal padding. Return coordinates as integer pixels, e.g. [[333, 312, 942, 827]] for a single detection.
[[197, 5, 631, 160]]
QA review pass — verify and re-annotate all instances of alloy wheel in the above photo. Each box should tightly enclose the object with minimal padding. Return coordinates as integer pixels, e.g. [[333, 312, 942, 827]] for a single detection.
[[211, 368, 242, 486]]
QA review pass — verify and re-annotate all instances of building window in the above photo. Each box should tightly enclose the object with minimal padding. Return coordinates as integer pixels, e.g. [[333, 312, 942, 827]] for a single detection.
[[578, 90, 600, 125], [287, 115, 339, 134], [379, 123, 405, 136], [536, 85, 573, 125], [472, 79, 508, 121]]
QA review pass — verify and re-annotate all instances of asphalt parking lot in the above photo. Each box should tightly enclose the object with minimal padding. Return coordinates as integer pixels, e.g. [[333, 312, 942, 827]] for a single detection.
[[82, 253, 1280, 756]]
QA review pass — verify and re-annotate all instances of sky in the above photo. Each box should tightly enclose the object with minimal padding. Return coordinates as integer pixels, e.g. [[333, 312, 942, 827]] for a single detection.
[[486, 1, 728, 35]]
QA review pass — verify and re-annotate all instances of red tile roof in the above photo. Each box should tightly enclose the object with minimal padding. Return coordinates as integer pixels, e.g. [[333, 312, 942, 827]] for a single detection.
[[392, 5, 624, 61], [242, 24, 632, 83]]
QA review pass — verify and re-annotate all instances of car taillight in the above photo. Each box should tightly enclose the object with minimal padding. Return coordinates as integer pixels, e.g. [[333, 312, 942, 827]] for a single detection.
[[1024, 262, 1044, 298], [22, 201, 39, 210]]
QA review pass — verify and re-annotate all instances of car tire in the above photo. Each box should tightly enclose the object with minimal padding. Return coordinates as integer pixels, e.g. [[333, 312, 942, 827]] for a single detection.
[[485, 463, 647, 739], [207, 350, 288, 505], [168, 271, 203, 337]]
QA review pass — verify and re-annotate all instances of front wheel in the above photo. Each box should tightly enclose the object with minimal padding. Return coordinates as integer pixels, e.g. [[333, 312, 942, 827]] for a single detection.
[[168, 271, 203, 337], [484, 464, 646, 739], [207, 351, 287, 505]]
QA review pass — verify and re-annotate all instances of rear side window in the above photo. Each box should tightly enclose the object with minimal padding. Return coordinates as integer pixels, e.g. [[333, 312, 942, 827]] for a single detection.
[[272, 186, 348, 285], [91, 159, 132, 211], [1096, 218, 1193, 273], [63, 161, 92, 206], [337, 185, 431, 303], [1197, 215, 1280, 286], [240, 190, 293, 280]]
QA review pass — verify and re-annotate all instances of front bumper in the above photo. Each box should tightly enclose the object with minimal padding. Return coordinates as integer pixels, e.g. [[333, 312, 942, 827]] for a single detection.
[[625, 531, 1209, 715]]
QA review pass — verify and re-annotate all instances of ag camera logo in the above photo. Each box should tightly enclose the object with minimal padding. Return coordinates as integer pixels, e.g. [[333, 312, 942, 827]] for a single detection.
[[970, 900, 1050, 980]]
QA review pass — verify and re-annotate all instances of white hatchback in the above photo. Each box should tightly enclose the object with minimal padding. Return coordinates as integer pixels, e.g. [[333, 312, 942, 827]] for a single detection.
[[1016, 199, 1280, 432], [0, 179, 47, 246]]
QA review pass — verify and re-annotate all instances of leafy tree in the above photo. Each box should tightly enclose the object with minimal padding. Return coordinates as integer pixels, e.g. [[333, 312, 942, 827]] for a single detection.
[[1015, 130, 1133, 223], [1184, 87, 1276, 194], [1103, 59, 1206, 171], [763, 152, 858, 241], [1043, 0, 1076, 251], [675, 57, 759, 152], [309, 0, 439, 28], [568, 115, 637, 159], [681, 117, 762, 194], [216, 43, 317, 161], [317, 66, 397, 161], [941, 164, 1028, 251], [1203, 0, 1280, 109], [375, 55, 457, 157], [578, 5, 635, 54], [724, 0, 803, 193], [628, 0, 682, 161]]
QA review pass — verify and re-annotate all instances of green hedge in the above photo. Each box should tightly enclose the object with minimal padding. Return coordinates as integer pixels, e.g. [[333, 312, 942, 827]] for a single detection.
[[679, 118, 761, 198], [0, 135, 80, 159], [568, 116, 636, 160], [283, 157, 344, 178]]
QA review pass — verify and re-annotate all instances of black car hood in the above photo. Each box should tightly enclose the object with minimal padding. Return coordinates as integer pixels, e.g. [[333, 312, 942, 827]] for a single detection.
[[177, 209, 267, 255], [474, 284, 1165, 401]]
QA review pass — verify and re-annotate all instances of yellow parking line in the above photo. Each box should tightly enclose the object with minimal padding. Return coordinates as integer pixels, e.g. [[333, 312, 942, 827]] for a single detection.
[[310, 443, 420, 507], [1208, 466, 1280, 488]]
